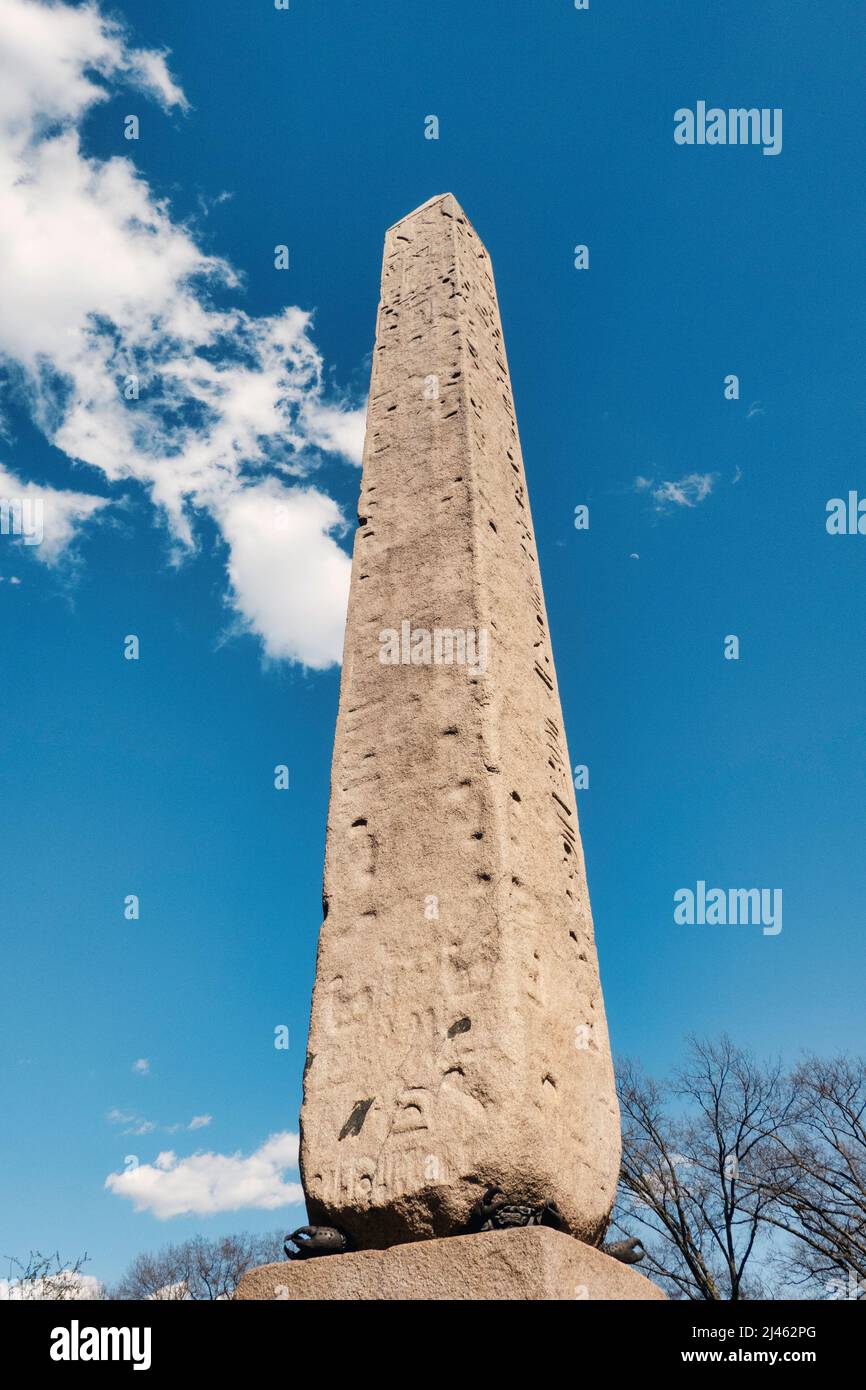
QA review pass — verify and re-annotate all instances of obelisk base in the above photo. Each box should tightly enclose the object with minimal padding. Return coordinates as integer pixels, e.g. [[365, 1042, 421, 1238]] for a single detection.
[[233, 1228, 666, 1301]]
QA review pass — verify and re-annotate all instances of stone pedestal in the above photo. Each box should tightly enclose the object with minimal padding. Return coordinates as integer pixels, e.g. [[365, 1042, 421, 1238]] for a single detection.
[[233, 1229, 666, 1301]]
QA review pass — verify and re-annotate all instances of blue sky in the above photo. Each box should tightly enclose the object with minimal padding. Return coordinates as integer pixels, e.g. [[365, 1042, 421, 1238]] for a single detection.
[[0, 0, 864, 1289]]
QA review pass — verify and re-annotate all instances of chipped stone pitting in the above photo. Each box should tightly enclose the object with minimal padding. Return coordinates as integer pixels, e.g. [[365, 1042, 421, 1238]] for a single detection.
[[339, 1098, 376, 1141], [447, 1017, 472, 1039], [300, 193, 620, 1250]]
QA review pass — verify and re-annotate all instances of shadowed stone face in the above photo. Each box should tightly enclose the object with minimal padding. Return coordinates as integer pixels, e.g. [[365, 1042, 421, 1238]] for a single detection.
[[299, 193, 620, 1249]]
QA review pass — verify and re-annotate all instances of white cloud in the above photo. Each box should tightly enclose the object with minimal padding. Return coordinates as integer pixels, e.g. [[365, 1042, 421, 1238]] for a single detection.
[[0, 0, 365, 668], [0, 0, 186, 139], [302, 400, 368, 463], [105, 1131, 303, 1219], [215, 482, 350, 668], [148, 1280, 189, 1301], [634, 472, 716, 511], [188, 1114, 212, 1131], [0, 1271, 104, 1300], [127, 47, 189, 112], [132, 1058, 150, 1075], [0, 462, 107, 559]]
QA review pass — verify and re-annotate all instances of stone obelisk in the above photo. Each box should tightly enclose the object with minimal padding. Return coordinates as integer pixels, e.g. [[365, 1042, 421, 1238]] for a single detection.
[[299, 193, 621, 1250]]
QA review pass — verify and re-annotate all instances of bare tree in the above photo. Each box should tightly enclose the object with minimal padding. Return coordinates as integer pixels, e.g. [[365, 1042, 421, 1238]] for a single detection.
[[613, 1036, 789, 1299], [2, 1250, 103, 1300], [762, 1055, 866, 1299], [112, 1243, 189, 1301], [111, 1230, 285, 1300], [185, 1232, 284, 1301]]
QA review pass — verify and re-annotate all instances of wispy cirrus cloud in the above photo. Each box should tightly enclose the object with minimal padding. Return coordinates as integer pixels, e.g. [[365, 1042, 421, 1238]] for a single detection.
[[0, 0, 365, 669], [634, 472, 717, 512], [165, 1114, 213, 1134], [108, 1108, 213, 1137], [125, 1119, 157, 1137], [107, 1108, 135, 1125]]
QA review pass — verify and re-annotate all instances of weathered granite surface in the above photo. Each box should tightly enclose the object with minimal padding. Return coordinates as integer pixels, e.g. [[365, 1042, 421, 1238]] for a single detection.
[[234, 1229, 665, 1302], [300, 194, 620, 1249]]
